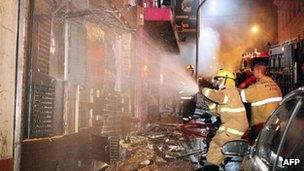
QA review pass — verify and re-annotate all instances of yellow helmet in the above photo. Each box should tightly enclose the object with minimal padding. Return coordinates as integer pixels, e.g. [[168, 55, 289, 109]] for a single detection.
[[185, 64, 194, 71], [213, 69, 235, 87]]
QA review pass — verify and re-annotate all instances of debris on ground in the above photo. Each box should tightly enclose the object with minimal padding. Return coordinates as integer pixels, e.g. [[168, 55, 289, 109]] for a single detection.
[[106, 116, 216, 171]]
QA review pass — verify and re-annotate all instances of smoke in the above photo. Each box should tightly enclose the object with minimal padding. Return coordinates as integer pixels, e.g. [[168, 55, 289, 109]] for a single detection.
[[143, 0, 277, 98], [139, 22, 199, 93], [217, 1, 277, 71], [160, 55, 199, 95], [197, 0, 277, 72], [133, 23, 199, 117], [198, 27, 220, 77], [217, 25, 255, 71]]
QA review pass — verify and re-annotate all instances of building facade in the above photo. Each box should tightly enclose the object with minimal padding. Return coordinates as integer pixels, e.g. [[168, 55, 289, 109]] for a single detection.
[[0, 0, 140, 170], [274, 0, 304, 43], [0, 0, 178, 170]]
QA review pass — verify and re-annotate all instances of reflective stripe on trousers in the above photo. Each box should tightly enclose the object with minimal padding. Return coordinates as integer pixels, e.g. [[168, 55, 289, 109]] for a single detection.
[[219, 107, 245, 113], [181, 96, 193, 100], [218, 126, 244, 136], [209, 103, 217, 110]]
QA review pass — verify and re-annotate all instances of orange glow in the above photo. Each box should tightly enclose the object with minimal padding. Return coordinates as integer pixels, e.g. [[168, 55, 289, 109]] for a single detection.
[[143, 65, 148, 72], [251, 25, 259, 33]]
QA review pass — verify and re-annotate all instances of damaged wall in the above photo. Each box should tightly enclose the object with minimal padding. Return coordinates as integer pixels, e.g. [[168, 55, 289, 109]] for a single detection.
[[101, 0, 137, 29], [0, 0, 18, 166], [20, 0, 138, 169]]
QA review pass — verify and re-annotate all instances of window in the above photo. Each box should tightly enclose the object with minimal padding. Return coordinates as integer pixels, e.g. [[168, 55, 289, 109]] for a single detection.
[[279, 11, 283, 30], [283, 12, 287, 28], [256, 98, 299, 166], [301, 1, 304, 13], [289, 8, 293, 24], [292, 2, 297, 18], [297, 0, 301, 14], [270, 58, 274, 68], [275, 99, 304, 170]]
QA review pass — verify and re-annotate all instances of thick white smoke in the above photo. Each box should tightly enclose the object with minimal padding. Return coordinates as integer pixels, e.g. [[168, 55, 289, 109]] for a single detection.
[[198, 27, 220, 77], [160, 55, 199, 95]]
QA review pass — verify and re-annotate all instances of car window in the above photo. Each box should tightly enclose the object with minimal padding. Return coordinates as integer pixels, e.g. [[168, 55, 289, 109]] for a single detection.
[[275, 100, 304, 170], [256, 98, 299, 166]]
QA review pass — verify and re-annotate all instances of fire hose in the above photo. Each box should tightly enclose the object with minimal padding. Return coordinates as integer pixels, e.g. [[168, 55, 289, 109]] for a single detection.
[[178, 121, 218, 141], [155, 120, 219, 141]]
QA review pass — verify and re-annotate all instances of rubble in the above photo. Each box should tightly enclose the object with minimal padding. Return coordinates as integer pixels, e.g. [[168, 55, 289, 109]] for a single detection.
[[107, 117, 214, 171], [168, 145, 184, 152], [139, 160, 151, 166]]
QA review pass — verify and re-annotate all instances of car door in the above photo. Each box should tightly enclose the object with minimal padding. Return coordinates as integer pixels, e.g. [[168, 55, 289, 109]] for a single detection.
[[252, 94, 300, 170], [273, 97, 304, 171]]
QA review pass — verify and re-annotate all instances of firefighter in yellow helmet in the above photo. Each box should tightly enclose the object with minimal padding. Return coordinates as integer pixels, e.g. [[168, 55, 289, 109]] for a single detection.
[[180, 64, 196, 121], [185, 64, 195, 77], [240, 63, 282, 127], [201, 69, 249, 166]]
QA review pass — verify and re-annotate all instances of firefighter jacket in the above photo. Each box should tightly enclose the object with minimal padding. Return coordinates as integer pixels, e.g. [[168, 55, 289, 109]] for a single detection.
[[240, 76, 282, 125], [202, 87, 249, 165], [202, 87, 249, 134]]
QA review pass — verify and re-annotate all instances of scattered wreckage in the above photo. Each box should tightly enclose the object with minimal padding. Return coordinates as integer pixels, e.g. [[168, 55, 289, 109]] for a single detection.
[[103, 115, 219, 171]]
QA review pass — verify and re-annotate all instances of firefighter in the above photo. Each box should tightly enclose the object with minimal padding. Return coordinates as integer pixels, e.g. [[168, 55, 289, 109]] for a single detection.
[[240, 63, 282, 127], [180, 64, 196, 121], [201, 69, 249, 166], [185, 64, 195, 77]]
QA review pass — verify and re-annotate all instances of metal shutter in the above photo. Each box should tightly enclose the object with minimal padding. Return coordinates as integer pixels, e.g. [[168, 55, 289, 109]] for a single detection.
[[35, 15, 51, 74], [30, 83, 56, 137], [28, 15, 56, 138]]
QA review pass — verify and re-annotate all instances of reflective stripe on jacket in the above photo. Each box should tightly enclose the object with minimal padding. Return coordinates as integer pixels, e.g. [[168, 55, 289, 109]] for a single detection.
[[240, 76, 282, 125]]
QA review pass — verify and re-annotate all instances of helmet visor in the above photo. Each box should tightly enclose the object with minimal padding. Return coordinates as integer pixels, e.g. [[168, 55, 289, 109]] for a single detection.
[[212, 77, 226, 88]]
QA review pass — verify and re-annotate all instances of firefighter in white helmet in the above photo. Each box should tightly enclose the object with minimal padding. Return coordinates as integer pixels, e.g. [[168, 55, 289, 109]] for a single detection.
[[201, 69, 249, 165]]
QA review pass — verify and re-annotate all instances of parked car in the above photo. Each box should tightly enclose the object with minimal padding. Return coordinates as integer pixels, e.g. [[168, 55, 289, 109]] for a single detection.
[[222, 87, 304, 171]]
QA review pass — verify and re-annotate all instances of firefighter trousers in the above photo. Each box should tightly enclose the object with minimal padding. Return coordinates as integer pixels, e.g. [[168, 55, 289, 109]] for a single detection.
[[206, 131, 240, 165]]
